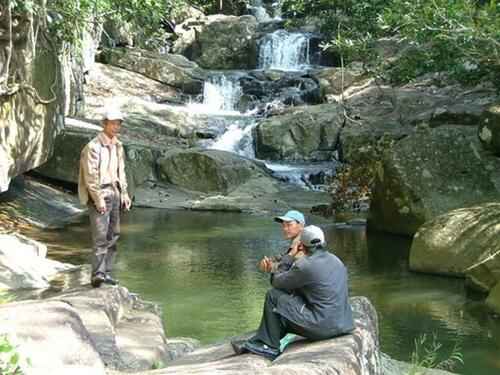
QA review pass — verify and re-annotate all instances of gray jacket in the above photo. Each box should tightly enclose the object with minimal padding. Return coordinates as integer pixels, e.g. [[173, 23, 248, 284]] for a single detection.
[[270, 249, 354, 337]]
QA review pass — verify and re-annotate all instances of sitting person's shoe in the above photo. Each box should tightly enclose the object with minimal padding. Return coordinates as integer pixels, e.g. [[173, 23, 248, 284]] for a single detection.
[[103, 274, 119, 285], [231, 340, 249, 355], [91, 272, 106, 288], [242, 340, 280, 360]]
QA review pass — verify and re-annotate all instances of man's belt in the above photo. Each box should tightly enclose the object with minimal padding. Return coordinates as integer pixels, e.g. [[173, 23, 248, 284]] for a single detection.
[[100, 183, 118, 189]]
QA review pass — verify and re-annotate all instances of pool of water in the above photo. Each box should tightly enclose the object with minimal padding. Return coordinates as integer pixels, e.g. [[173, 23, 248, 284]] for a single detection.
[[33, 209, 500, 374]]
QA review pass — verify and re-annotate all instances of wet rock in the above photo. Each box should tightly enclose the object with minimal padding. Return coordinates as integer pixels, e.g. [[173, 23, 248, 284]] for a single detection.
[[0, 176, 84, 229], [100, 47, 207, 94], [132, 296, 380, 375], [0, 8, 64, 193], [174, 15, 259, 70], [238, 71, 321, 112], [410, 203, 500, 277], [0, 233, 74, 290], [409, 203, 500, 314], [368, 126, 500, 236], [254, 103, 344, 161], [157, 149, 272, 194], [478, 102, 500, 155]]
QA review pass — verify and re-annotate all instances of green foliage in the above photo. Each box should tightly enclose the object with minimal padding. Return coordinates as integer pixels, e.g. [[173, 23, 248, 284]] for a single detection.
[[408, 333, 464, 374], [282, 0, 500, 86], [0, 335, 25, 375]]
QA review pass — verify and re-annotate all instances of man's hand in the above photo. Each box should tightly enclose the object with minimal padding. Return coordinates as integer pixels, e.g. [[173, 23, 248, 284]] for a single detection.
[[259, 256, 273, 273], [96, 200, 106, 215], [121, 195, 132, 211]]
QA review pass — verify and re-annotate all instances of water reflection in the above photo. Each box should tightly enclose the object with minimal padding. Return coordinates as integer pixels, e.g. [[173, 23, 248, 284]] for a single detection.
[[25, 209, 500, 374]]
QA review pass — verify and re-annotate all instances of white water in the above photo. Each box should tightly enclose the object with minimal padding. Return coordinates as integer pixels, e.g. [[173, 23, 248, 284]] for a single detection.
[[258, 30, 310, 71], [188, 75, 242, 114], [210, 120, 257, 158]]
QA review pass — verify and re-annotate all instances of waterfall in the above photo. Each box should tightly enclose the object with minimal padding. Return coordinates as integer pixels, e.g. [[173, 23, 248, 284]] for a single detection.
[[210, 120, 257, 158], [187, 75, 242, 114], [203, 75, 242, 112], [248, 0, 271, 22], [258, 30, 310, 71]]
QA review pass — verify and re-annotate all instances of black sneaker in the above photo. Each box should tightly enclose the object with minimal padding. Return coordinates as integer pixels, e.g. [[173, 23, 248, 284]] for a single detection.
[[242, 341, 279, 360], [91, 272, 106, 288], [231, 340, 249, 355], [103, 274, 119, 286]]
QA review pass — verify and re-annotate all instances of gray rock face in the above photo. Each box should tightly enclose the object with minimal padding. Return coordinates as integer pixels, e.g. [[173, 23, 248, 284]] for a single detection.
[[238, 70, 321, 112], [0, 284, 198, 374], [158, 149, 270, 194], [478, 103, 500, 155], [133, 296, 380, 375], [309, 67, 364, 100], [0, 5, 64, 193], [410, 203, 500, 278], [100, 47, 207, 94], [174, 15, 259, 69], [368, 126, 500, 236], [0, 176, 85, 229], [254, 103, 344, 161], [409, 203, 500, 314], [0, 299, 107, 375], [35, 118, 165, 197], [0, 232, 73, 290]]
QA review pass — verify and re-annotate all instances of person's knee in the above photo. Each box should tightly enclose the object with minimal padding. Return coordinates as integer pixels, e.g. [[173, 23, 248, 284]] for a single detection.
[[266, 288, 285, 303]]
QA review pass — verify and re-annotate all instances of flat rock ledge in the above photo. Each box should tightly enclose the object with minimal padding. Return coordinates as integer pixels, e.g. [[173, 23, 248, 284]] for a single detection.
[[0, 286, 199, 375], [132, 296, 380, 375]]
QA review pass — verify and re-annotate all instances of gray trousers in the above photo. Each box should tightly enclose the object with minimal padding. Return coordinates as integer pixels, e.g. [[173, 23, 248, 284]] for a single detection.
[[251, 288, 311, 350], [89, 188, 120, 276]]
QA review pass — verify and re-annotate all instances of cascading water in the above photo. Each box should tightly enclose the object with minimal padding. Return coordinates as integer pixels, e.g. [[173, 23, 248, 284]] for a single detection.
[[209, 119, 257, 158], [188, 75, 242, 114], [248, 0, 271, 22], [258, 30, 310, 71], [202, 75, 242, 112]]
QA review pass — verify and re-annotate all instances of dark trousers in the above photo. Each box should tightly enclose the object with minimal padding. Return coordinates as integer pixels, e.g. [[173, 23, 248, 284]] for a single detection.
[[89, 188, 120, 276], [251, 288, 310, 350]]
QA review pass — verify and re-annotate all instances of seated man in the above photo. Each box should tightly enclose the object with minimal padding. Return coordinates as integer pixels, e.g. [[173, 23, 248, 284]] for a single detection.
[[259, 210, 305, 274], [233, 225, 354, 360]]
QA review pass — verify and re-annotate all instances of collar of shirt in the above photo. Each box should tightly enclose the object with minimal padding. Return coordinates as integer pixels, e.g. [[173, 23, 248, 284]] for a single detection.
[[98, 132, 118, 146]]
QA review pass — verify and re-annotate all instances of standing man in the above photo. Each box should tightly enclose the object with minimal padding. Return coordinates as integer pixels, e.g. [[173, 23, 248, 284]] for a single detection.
[[233, 225, 354, 359], [258, 210, 306, 274], [78, 107, 131, 288]]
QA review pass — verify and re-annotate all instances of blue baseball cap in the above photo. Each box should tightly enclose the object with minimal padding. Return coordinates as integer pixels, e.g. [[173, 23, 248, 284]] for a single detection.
[[274, 210, 305, 225]]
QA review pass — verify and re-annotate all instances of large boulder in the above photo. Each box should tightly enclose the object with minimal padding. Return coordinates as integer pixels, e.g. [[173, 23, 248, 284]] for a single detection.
[[409, 203, 500, 314], [410, 203, 500, 278], [0, 5, 64, 193], [368, 125, 500, 236], [100, 47, 207, 94], [174, 15, 259, 70], [157, 149, 270, 194], [35, 118, 162, 196], [254, 103, 344, 161], [0, 233, 73, 290], [133, 296, 380, 375], [0, 176, 85, 229], [0, 285, 198, 374], [478, 102, 500, 155], [0, 299, 107, 375], [238, 70, 321, 112], [309, 67, 364, 99]]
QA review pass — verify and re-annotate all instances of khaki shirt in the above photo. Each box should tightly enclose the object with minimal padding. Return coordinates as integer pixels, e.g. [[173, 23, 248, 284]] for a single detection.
[[78, 132, 129, 208]]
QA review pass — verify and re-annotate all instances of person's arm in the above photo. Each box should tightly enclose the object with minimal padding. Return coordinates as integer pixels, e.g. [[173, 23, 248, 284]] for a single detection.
[[271, 259, 311, 292], [117, 144, 131, 210], [81, 145, 105, 212]]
